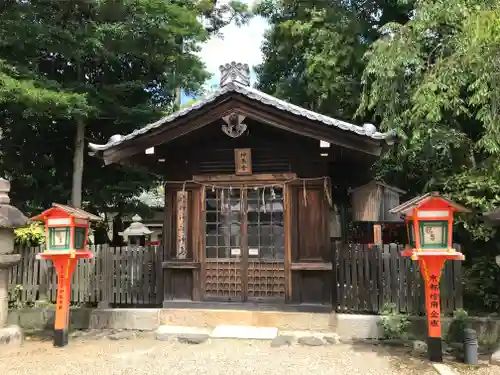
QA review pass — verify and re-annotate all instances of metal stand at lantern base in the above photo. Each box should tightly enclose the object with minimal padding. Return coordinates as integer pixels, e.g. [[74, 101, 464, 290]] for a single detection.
[[427, 337, 443, 362], [54, 329, 69, 347], [37, 250, 93, 347]]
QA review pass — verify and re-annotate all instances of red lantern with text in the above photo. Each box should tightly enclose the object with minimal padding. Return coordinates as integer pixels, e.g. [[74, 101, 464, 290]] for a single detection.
[[390, 192, 470, 362], [32, 203, 101, 347]]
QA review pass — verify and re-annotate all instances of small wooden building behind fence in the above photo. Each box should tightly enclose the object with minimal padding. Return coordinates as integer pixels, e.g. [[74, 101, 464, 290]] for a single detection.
[[9, 243, 463, 315]]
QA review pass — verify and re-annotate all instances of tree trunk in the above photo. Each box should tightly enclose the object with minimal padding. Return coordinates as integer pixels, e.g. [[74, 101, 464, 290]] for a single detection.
[[111, 212, 125, 247], [71, 118, 86, 208], [174, 87, 181, 110]]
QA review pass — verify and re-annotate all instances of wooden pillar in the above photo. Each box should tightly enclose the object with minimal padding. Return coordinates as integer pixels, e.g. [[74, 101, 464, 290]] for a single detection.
[[192, 188, 202, 301], [373, 224, 382, 247]]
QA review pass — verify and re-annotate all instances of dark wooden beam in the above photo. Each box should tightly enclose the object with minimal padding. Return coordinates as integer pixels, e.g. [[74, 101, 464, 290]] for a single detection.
[[193, 173, 297, 184], [117, 157, 163, 178]]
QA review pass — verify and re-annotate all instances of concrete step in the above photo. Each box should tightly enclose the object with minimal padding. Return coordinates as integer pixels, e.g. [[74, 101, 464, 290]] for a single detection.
[[211, 325, 278, 340], [159, 308, 335, 331], [154, 325, 337, 341], [11, 307, 382, 340], [156, 325, 212, 336]]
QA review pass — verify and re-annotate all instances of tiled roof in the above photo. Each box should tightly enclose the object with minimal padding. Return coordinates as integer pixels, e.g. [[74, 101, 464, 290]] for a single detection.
[[389, 192, 470, 215], [31, 203, 102, 221], [52, 203, 103, 221], [89, 81, 396, 152]]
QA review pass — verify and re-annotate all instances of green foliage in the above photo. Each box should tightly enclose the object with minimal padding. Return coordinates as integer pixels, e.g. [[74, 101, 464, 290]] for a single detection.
[[446, 308, 469, 343], [463, 255, 500, 312], [379, 302, 411, 340], [8, 285, 26, 310], [359, 0, 500, 223], [356, 0, 500, 311], [256, 1, 362, 118], [454, 308, 469, 334], [255, 0, 412, 120], [257, 0, 500, 313], [0, 60, 90, 117], [0, 0, 249, 216], [453, 308, 469, 322], [14, 223, 45, 247]]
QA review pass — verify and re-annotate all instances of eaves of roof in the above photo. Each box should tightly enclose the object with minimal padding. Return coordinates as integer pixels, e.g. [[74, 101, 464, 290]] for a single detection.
[[89, 82, 396, 153]]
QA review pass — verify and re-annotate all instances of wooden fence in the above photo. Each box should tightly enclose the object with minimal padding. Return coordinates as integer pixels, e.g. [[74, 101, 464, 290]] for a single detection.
[[8, 245, 159, 306], [10, 243, 464, 314], [332, 243, 463, 315]]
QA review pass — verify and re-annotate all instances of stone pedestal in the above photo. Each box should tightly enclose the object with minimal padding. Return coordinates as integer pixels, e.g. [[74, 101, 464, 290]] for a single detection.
[[0, 179, 28, 347], [0, 259, 23, 347], [0, 268, 9, 327]]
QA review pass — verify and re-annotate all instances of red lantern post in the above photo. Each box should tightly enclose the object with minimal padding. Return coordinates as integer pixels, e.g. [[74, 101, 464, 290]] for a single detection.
[[390, 192, 470, 362], [31, 203, 101, 347]]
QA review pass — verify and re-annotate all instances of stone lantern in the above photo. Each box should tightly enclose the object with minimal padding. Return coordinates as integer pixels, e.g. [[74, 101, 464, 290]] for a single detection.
[[0, 178, 28, 346], [119, 215, 152, 246]]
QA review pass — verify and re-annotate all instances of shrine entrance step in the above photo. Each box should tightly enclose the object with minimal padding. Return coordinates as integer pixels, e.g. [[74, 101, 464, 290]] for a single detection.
[[159, 305, 335, 331]]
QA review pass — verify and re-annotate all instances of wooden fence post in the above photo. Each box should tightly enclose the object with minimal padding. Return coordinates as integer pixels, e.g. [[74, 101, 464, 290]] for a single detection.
[[97, 245, 113, 308], [29, 245, 48, 305], [331, 242, 464, 315], [331, 240, 338, 310], [36, 257, 50, 305], [156, 244, 163, 306]]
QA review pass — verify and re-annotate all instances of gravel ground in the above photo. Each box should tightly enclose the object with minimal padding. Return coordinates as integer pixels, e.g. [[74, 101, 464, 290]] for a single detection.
[[452, 364, 500, 375], [0, 336, 439, 375]]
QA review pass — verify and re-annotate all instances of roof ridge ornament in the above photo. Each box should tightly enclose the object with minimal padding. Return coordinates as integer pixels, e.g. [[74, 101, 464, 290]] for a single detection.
[[219, 62, 250, 87]]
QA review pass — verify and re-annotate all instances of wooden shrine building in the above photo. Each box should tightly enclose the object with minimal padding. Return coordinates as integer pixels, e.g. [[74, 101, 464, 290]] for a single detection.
[[89, 62, 396, 309], [349, 181, 406, 245]]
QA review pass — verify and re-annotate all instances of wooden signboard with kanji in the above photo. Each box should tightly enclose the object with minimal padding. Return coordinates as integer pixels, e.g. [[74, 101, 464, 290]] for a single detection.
[[234, 148, 252, 175]]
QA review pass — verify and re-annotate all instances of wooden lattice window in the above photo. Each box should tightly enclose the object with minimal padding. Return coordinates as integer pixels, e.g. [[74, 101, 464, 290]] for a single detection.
[[246, 187, 284, 260], [205, 188, 242, 259]]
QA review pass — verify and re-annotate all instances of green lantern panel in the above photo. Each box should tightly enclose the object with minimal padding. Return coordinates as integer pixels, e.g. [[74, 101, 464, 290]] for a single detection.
[[49, 227, 70, 250], [74, 227, 86, 250], [418, 220, 448, 249]]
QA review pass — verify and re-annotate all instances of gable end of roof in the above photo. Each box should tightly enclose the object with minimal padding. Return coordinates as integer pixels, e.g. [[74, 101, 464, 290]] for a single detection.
[[89, 82, 397, 154]]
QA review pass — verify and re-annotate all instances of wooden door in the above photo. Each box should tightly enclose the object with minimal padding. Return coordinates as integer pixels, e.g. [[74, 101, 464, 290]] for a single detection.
[[244, 187, 286, 302], [290, 185, 332, 305], [202, 186, 286, 302], [204, 187, 244, 301]]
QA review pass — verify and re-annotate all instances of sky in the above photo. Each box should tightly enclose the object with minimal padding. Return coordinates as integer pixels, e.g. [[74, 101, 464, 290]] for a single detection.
[[181, 0, 268, 104]]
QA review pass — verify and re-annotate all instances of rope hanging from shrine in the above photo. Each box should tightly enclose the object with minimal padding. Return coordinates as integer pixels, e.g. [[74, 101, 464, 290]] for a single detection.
[[164, 176, 333, 211]]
